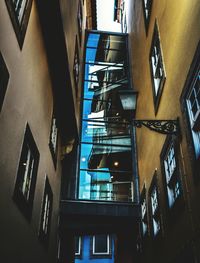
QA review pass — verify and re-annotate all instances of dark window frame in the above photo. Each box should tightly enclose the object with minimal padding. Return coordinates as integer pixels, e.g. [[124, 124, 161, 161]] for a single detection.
[[142, 0, 153, 34], [180, 41, 200, 182], [13, 123, 40, 220], [148, 173, 162, 239], [49, 111, 58, 169], [140, 185, 149, 239], [0, 52, 9, 112], [73, 36, 80, 96], [5, 0, 33, 49], [38, 175, 53, 246], [160, 135, 184, 218], [77, 0, 83, 45], [149, 21, 166, 114], [75, 236, 83, 259], [90, 235, 112, 259]]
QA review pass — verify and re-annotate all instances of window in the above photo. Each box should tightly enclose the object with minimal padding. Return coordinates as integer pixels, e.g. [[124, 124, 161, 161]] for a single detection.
[[5, 0, 33, 48], [77, 0, 83, 43], [91, 235, 111, 258], [73, 37, 80, 95], [161, 136, 183, 209], [186, 69, 200, 157], [140, 186, 148, 237], [39, 176, 53, 244], [79, 32, 133, 202], [13, 124, 39, 220], [75, 236, 82, 258], [0, 53, 9, 112], [149, 174, 161, 237], [49, 112, 58, 168], [120, 0, 127, 33], [181, 41, 200, 180], [149, 22, 166, 114], [142, 0, 153, 33]]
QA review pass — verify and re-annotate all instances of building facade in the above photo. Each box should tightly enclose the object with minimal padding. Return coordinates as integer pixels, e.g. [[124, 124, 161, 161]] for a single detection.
[[75, 235, 115, 263], [126, 0, 200, 262], [0, 0, 200, 263]]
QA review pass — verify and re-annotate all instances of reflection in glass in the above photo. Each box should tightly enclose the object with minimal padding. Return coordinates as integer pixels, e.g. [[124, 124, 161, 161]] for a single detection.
[[79, 32, 134, 202]]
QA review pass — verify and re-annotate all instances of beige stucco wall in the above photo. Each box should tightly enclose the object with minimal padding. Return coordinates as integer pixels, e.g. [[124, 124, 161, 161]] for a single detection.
[[126, 0, 200, 261], [59, 0, 87, 133], [0, 1, 61, 262]]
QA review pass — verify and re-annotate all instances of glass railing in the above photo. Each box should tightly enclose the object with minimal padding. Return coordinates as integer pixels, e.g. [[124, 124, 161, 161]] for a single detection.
[[79, 178, 133, 202]]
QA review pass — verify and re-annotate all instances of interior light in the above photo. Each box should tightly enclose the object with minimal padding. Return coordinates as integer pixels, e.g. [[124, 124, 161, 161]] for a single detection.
[[114, 161, 119, 166], [81, 157, 86, 162]]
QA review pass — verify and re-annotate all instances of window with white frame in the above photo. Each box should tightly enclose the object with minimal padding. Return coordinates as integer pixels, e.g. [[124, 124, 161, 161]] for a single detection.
[[181, 42, 200, 179], [161, 137, 182, 208], [20, 144, 35, 201], [49, 112, 58, 167], [12, 0, 27, 24], [120, 0, 127, 33], [142, 0, 153, 32], [13, 124, 39, 220], [39, 176, 53, 244], [5, 0, 33, 48], [141, 186, 148, 237], [92, 235, 111, 256], [186, 68, 200, 159], [149, 176, 161, 237], [149, 22, 166, 114], [75, 236, 82, 258]]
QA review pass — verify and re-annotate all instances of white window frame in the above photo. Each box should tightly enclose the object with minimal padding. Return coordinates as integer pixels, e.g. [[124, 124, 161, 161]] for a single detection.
[[164, 142, 181, 208], [21, 143, 35, 201], [39, 176, 53, 243], [92, 235, 110, 255], [12, 0, 27, 24], [51, 117, 58, 153], [149, 22, 166, 113], [141, 188, 148, 237], [186, 69, 200, 159], [75, 236, 82, 256], [150, 185, 160, 237], [143, 0, 151, 21]]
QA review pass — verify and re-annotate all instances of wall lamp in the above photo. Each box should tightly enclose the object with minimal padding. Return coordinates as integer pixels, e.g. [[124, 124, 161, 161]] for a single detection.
[[118, 90, 179, 135]]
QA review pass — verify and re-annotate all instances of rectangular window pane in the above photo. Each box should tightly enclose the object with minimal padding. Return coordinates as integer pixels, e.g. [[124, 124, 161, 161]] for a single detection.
[[79, 170, 133, 201], [13, 124, 39, 220], [93, 235, 109, 254], [79, 32, 133, 202], [80, 143, 132, 171], [81, 120, 131, 145]]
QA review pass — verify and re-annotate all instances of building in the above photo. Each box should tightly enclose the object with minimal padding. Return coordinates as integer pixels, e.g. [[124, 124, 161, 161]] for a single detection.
[[75, 234, 115, 263], [0, 0, 200, 263]]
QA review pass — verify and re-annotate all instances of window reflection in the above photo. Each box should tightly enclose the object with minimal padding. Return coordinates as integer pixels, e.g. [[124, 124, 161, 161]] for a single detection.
[[79, 32, 133, 202]]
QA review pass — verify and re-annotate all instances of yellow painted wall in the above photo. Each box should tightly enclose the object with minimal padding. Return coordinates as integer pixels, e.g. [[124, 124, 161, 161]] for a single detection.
[[126, 0, 200, 261]]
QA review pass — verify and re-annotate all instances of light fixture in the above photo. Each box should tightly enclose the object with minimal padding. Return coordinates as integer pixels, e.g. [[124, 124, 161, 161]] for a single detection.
[[118, 90, 179, 135], [81, 157, 86, 162], [118, 90, 138, 119], [114, 161, 119, 167]]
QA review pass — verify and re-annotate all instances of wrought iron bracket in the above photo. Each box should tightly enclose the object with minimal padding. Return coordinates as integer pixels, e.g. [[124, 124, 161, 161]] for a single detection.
[[132, 119, 179, 135]]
